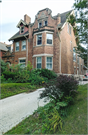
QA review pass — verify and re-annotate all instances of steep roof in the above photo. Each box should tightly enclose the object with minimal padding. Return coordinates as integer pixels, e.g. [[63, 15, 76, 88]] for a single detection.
[[9, 31, 29, 41], [60, 10, 73, 24], [0, 42, 8, 51]]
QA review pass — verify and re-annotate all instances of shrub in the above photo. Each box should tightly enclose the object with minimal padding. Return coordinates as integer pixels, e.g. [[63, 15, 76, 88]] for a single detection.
[[15, 71, 29, 83], [3, 71, 17, 80], [40, 68, 57, 79], [56, 75, 79, 97], [1, 59, 8, 74], [1, 75, 6, 83], [26, 61, 33, 71], [40, 75, 78, 104]]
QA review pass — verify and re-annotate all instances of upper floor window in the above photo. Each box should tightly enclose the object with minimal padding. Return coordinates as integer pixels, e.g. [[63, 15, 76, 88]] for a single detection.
[[47, 34, 53, 45], [73, 48, 76, 61], [20, 27, 24, 33], [22, 40, 26, 50], [46, 57, 52, 70], [37, 34, 42, 45], [36, 57, 42, 69], [15, 42, 19, 51], [38, 22, 42, 28], [68, 23, 71, 35], [44, 20, 47, 26], [77, 56, 79, 64]]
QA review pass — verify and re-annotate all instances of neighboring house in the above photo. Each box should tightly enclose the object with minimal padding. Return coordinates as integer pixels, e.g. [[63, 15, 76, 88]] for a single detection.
[[0, 42, 8, 59], [6, 44, 13, 52], [2, 8, 84, 76]]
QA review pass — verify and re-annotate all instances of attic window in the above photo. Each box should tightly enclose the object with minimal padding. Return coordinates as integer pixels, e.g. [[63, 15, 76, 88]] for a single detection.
[[20, 27, 24, 33]]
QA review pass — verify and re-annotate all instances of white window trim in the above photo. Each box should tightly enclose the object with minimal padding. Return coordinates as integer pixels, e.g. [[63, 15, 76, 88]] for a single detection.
[[46, 33, 53, 45], [73, 48, 76, 62], [44, 20, 48, 26], [36, 34, 42, 46], [19, 57, 26, 67], [70, 41, 72, 51], [34, 31, 54, 35], [46, 56, 53, 70], [15, 42, 19, 52], [21, 40, 26, 51], [38, 22, 42, 28], [33, 54, 53, 57], [36, 57, 42, 69]]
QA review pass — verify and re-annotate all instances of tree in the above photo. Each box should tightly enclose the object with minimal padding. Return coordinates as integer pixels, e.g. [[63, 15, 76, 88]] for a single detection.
[[73, 0, 88, 66]]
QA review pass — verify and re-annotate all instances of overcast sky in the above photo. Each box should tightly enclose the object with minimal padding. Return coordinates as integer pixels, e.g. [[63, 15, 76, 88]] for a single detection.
[[0, 0, 75, 44]]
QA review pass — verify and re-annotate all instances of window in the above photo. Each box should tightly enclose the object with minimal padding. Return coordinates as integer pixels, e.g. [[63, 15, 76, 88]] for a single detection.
[[20, 27, 24, 33], [47, 34, 53, 44], [15, 42, 19, 51], [19, 59, 26, 68], [44, 20, 47, 26], [73, 48, 76, 61], [22, 40, 26, 50], [68, 23, 71, 35], [37, 34, 42, 45], [81, 65, 82, 73], [70, 41, 72, 51], [46, 57, 52, 70], [37, 57, 42, 69], [77, 56, 79, 64], [38, 22, 42, 28]]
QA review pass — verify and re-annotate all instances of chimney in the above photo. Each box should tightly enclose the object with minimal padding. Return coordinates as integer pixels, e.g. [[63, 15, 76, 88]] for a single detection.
[[24, 14, 31, 24], [57, 13, 61, 25]]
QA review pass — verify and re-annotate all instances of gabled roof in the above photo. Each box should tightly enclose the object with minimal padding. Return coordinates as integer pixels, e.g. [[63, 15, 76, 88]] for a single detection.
[[9, 31, 29, 41], [60, 10, 73, 24], [17, 19, 28, 28], [0, 42, 8, 51]]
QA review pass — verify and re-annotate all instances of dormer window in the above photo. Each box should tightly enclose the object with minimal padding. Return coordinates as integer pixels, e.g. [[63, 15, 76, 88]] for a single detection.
[[44, 20, 47, 26], [38, 22, 42, 28], [20, 27, 24, 33]]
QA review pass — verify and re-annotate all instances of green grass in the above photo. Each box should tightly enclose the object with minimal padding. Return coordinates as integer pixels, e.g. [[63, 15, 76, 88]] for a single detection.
[[1, 83, 42, 99], [4, 84, 87, 134]]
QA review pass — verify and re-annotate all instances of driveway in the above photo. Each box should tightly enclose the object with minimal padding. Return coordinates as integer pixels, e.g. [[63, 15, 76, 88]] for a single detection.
[[0, 81, 88, 134], [0, 88, 48, 134]]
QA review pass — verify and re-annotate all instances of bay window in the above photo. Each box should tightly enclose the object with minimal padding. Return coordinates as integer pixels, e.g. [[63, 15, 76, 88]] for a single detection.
[[46, 57, 52, 70], [46, 34, 53, 45], [37, 57, 42, 69]]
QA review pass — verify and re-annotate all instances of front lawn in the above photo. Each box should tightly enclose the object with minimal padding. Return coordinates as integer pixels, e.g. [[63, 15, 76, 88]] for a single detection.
[[5, 84, 87, 134], [1, 83, 42, 99]]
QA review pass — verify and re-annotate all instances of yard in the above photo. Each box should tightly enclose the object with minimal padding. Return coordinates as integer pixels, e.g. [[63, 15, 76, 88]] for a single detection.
[[4, 84, 87, 134]]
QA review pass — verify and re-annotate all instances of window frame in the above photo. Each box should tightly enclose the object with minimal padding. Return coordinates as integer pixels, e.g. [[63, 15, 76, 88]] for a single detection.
[[46, 33, 53, 45], [19, 57, 26, 68], [20, 26, 24, 33], [36, 34, 42, 46], [22, 40, 26, 51], [36, 57, 42, 69], [46, 56, 53, 70], [38, 22, 42, 28], [15, 42, 19, 52], [73, 48, 76, 62], [44, 20, 48, 26]]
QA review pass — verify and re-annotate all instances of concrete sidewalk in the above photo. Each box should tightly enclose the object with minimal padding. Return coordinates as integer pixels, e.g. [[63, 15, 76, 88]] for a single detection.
[[0, 88, 48, 134]]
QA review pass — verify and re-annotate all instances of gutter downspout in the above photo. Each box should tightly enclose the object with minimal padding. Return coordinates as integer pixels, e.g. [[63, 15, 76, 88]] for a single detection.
[[57, 28, 61, 74], [24, 35, 28, 66]]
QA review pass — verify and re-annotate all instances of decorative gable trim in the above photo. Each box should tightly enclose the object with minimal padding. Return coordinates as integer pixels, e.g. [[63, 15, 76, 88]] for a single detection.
[[17, 19, 28, 28]]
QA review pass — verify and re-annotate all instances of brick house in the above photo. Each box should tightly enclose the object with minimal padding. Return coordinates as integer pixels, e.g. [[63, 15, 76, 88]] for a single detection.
[[0, 42, 8, 59], [2, 8, 84, 76]]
